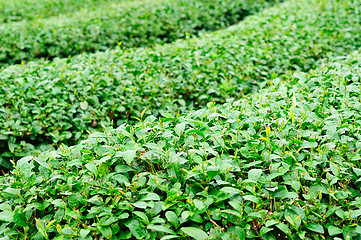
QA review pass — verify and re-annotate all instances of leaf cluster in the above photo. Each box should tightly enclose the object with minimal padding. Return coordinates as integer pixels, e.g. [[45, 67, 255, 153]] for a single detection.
[[1, 52, 361, 239]]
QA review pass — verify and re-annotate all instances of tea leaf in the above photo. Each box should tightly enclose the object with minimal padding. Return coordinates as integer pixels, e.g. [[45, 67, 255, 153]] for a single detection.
[[181, 227, 208, 240]]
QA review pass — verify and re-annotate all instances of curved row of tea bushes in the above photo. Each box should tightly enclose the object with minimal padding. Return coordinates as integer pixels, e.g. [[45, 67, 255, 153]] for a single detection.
[[0, 0, 276, 65], [0, 0, 121, 23], [0, 0, 360, 167], [1, 52, 361, 239], [0, 0, 361, 165]]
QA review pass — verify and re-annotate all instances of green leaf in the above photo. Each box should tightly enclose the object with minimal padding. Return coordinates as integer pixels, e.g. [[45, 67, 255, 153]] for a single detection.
[[185, 130, 206, 139], [328, 225, 342, 236], [222, 209, 242, 219], [330, 163, 339, 177], [229, 200, 242, 212], [115, 165, 133, 173], [306, 223, 324, 234], [34, 156, 51, 170], [68, 193, 86, 207], [101, 216, 118, 226], [175, 123, 186, 136], [351, 225, 361, 234], [141, 193, 160, 201], [0, 210, 14, 222], [133, 211, 149, 224], [118, 213, 130, 219], [121, 150, 137, 165], [273, 186, 289, 198], [343, 226, 352, 240], [265, 220, 278, 228], [79, 229, 91, 239], [147, 225, 175, 235], [276, 223, 291, 236], [181, 227, 208, 240], [194, 199, 205, 210], [2, 188, 21, 198], [14, 212, 27, 227], [350, 209, 361, 219], [227, 226, 245, 240], [160, 235, 179, 240], [259, 227, 273, 236], [85, 163, 97, 176], [112, 174, 130, 186], [248, 169, 262, 181], [126, 220, 147, 239], [289, 180, 301, 192], [98, 226, 112, 238], [118, 231, 132, 239], [220, 187, 240, 195], [335, 209, 346, 219], [243, 195, 259, 204], [353, 167, 361, 176], [132, 201, 147, 209], [35, 219, 48, 238], [165, 211, 179, 228], [62, 226, 74, 236], [80, 101, 88, 110]]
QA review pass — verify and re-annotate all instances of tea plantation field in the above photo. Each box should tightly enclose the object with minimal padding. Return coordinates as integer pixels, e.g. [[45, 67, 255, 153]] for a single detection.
[[0, 0, 361, 239]]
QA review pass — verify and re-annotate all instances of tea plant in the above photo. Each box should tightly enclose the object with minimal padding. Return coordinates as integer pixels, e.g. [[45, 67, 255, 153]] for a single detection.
[[1, 52, 361, 239], [0, 0, 360, 168], [0, 0, 275, 65]]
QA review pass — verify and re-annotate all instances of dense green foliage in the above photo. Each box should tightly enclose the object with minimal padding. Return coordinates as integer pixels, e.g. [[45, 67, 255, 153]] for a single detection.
[[0, 0, 360, 168], [0, 0, 120, 23], [0, 0, 275, 66], [1, 0, 361, 239], [1, 52, 361, 239]]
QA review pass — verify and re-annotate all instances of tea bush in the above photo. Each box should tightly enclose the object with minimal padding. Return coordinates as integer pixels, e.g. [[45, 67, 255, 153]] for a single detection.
[[0, 0, 120, 23], [1, 52, 361, 239], [0, 0, 360, 168], [0, 0, 275, 65]]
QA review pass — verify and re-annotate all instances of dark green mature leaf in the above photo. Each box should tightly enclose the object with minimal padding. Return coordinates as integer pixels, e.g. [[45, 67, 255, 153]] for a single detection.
[[276, 223, 291, 236], [126, 220, 147, 239], [228, 226, 246, 240], [13, 212, 27, 227]]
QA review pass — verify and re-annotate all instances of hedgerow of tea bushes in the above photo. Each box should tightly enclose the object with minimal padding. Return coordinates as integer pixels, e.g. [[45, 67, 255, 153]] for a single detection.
[[0, 0, 276, 65], [1, 52, 361, 239], [0, 0, 120, 23], [0, 0, 360, 167]]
